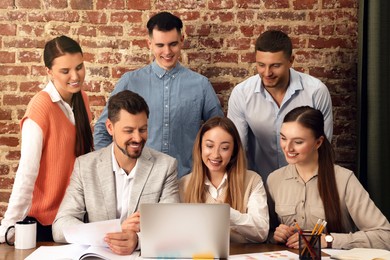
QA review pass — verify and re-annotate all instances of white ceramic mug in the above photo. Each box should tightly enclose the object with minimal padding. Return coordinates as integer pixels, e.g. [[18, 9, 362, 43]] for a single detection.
[[5, 220, 37, 249]]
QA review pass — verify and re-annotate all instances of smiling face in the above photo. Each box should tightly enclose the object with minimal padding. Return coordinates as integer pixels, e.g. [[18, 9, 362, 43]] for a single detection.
[[280, 121, 324, 166], [46, 52, 85, 104], [255, 50, 293, 91], [201, 126, 234, 177], [106, 109, 148, 162], [148, 28, 183, 71]]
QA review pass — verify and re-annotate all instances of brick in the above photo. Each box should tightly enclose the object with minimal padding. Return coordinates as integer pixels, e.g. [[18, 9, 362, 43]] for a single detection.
[[127, 0, 151, 10], [236, 0, 261, 8], [83, 80, 114, 93], [0, 137, 19, 147], [43, 0, 68, 9], [226, 38, 252, 50], [185, 25, 211, 37], [0, 0, 13, 8], [7, 11, 27, 22], [31, 65, 46, 76], [20, 81, 44, 92], [5, 151, 20, 161], [208, 0, 234, 10], [0, 51, 15, 63], [19, 24, 45, 37], [241, 52, 256, 63], [323, 0, 358, 8], [237, 10, 256, 22], [0, 66, 29, 76], [88, 67, 110, 78], [0, 176, 15, 189], [15, 0, 41, 8], [213, 52, 239, 63], [209, 12, 234, 22], [112, 67, 134, 78], [70, 0, 92, 10], [18, 51, 41, 63], [263, 0, 289, 8], [155, 0, 206, 10], [97, 26, 123, 36], [202, 67, 249, 78], [97, 52, 123, 64], [3, 94, 34, 106], [0, 122, 19, 134], [212, 82, 234, 92], [127, 26, 148, 37], [0, 191, 11, 203], [211, 25, 238, 35], [111, 11, 143, 23], [293, 0, 317, 9], [0, 24, 16, 36], [293, 25, 320, 36], [3, 38, 46, 48], [131, 39, 148, 49], [260, 11, 306, 22], [176, 11, 201, 21], [187, 52, 212, 64], [199, 38, 224, 49], [88, 95, 107, 106], [96, 0, 125, 10], [82, 11, 108, 24], [308, 37, 354, 49], [28, 11, 80, 22], [124, 53, 150, 64], [0, 164, 9, 175], [0, 82, 18, 91], [73, 26, 97, 37], [0, 109, 12, 120]]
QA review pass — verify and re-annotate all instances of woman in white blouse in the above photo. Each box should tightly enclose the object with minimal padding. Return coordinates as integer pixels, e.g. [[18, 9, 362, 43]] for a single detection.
[[179, 116, 269, 243], [0, 35, 93, 242]]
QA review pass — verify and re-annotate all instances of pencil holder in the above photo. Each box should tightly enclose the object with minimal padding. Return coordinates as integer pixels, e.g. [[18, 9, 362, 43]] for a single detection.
[[298, 231, 321, 260]]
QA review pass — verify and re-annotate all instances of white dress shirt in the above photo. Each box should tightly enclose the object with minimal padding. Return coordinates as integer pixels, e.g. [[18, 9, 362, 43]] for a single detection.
[[0, 81, 74, 243], [205, 172, 269, 242], [111, 146, 137, 223]]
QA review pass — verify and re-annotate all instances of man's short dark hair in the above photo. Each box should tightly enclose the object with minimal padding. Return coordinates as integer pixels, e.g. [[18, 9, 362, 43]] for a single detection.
[[107, 90, 150, 123], [255, 30, 293, 58], [146, 12, 183, 36]]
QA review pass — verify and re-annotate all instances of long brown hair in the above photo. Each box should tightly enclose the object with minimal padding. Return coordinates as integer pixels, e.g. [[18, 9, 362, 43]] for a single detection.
[[184, 117, 247, 213], [283, 106, 343, 233], [44, 35, 93, 156]]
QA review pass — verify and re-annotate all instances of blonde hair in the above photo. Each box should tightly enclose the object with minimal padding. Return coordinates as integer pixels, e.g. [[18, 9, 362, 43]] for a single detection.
[[184, 117, 247, 213]]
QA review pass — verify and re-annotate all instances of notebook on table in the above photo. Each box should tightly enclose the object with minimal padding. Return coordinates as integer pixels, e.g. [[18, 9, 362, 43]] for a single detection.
[[140, 203, 230, 259]]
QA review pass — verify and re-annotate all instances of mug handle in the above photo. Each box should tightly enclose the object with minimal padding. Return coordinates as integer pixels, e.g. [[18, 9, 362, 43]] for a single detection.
[[5, 225, 15, 246]]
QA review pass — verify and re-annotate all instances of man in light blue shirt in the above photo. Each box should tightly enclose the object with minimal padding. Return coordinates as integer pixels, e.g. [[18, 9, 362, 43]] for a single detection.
[[94, 12, 224, 178], [228, 30, 333, 182]]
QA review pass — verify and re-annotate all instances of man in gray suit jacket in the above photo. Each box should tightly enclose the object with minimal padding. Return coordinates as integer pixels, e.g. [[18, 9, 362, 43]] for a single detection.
[[53, 90, 179, 255]]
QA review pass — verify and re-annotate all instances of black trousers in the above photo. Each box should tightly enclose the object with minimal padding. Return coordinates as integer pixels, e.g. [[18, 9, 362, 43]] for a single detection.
[[24, 216, 54, 242]]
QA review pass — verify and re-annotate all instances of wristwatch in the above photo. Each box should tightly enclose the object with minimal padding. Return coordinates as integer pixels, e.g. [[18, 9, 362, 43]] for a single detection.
[[325, 234, 334, 248]]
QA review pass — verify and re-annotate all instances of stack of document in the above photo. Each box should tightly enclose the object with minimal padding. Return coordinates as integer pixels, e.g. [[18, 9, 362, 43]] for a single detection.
[[25, 219, 140, 260]]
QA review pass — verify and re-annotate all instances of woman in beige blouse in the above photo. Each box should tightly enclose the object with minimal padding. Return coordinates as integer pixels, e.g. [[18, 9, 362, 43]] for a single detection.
[[267, 106, 390, 250], [179, 116, 269, 243]]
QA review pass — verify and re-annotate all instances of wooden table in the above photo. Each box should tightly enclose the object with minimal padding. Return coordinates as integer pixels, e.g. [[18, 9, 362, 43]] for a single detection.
[[0, 242, 311, 259]]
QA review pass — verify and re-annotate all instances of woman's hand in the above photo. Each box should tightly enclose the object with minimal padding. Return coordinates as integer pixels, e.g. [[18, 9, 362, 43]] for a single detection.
[[273, 224, 295, 244]]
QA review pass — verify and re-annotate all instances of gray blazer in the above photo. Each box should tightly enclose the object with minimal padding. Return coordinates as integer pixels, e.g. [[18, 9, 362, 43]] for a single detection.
[[52, 144, 179, 242]]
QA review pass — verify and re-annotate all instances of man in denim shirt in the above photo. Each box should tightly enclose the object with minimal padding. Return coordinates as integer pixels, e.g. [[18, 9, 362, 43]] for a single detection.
[[94, 12, 224, 178]]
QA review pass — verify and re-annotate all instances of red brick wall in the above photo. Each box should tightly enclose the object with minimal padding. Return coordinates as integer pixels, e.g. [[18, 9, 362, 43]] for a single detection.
[[0, 0, 358, 217]]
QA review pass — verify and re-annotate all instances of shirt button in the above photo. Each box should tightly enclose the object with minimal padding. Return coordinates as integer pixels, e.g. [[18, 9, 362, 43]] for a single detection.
[[301, 200, 304, 203], [165, 105, 168, 108], [302, 216, 305, 219], [165, 123, 168, 126], [164, 143, 167, 146]]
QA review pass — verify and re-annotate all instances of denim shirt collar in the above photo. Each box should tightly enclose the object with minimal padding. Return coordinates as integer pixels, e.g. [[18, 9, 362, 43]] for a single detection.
[[151, 60, 182, 79]]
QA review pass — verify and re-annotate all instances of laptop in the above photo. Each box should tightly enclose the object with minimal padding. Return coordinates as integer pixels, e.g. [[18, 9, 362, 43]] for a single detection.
[[140, 203, 230, 258]]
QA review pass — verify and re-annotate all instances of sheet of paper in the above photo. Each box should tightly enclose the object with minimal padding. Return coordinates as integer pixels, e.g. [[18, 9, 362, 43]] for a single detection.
[[229, 250, 299, 260], [63, 219, 121, 247], [329, 248, 390, 260], [25, 244, 89, 260]]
